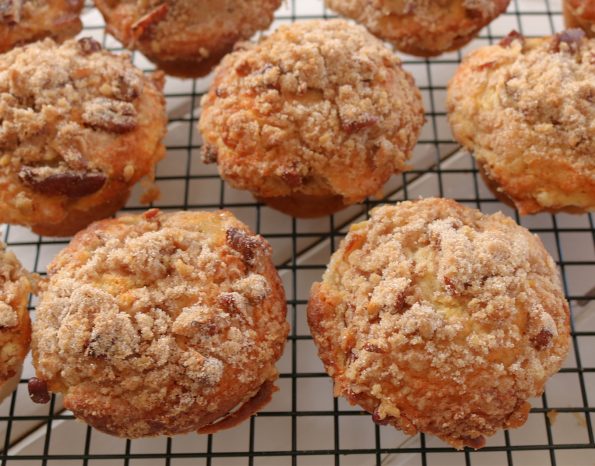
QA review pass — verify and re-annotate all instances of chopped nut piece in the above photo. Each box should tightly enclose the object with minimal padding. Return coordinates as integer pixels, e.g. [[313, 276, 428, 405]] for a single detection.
[[531, 329, 553, 350], [131, 3, 169, 40], [78, 37, 102, 55], [28, 378, 50, 404], [201, 144, 219, 164], [499, 30, 525, 48], [226, 228, 263, 264], [19, 166, 107, 198], [82, 97, 138, 133]]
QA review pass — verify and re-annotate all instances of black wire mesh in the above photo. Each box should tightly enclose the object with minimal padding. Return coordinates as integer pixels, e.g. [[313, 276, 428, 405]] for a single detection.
[[1, 0, 594, 465]]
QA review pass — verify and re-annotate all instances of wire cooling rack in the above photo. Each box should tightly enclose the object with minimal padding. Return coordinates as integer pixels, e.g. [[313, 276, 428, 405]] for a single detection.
[[1, 0, 594, 465]]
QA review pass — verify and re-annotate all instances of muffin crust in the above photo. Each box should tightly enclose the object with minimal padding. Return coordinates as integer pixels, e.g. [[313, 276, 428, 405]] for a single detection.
[[94, 0, 281, 77], [308, 198, 570, 449], [0, 38, 167, 236], [0, 242, 31, 402], [325, 0, 511, 56], [32, 209, 288, 438], [447, 30, 595, 214], [0, 0, 83, 53], [199, 20, 424, 217]]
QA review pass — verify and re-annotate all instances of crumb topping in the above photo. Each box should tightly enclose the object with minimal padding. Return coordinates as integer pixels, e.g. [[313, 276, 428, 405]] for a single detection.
[[0, 38, 146, 181], [199, 19, 424, 203], [447, 32, 595, 213], [309, 198, 569, 448], [373, 0, 501, 23], [33, 209, 288, 437], [0, 242, 31, 381], [96, 0, 280, 68], [325, 0, 510, 54]]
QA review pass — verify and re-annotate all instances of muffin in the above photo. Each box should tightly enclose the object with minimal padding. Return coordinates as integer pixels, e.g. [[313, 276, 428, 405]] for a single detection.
[[564, 0, 595, 37], [325, 0, 511, 57], [0, 0, 84, 53], [447, 30, 595, 214], [0, 38, 167, 237], [308, 198, 570, 449], [31, 208, 289, 438], [93, 0, 281, 78], [199, 20, 424, 218], [0, 242, 32, 403]]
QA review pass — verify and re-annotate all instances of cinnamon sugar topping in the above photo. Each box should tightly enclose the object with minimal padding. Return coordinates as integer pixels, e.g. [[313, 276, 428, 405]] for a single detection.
[[308, 198, 570, 449]]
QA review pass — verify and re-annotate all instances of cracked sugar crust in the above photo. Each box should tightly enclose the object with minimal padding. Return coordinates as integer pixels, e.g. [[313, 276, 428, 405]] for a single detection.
[[32, 209, 289, 438], [325, 0, 510, 56], [0, 38, 167, 236], [0, 0, 83, 53], [447, 32, 595, 214], [0, 242, 31, 387], [564, 0, 595, 37], [199, 19, 424, 205], [307, 198, 570, 450], [94, 0, 281, 77]]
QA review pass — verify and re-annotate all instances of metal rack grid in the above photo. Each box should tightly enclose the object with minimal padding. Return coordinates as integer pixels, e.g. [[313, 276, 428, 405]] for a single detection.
[[1, 0, 594, 464]]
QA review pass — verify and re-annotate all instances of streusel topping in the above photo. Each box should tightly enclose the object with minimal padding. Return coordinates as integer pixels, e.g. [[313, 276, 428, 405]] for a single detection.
[[309, 198, 569, 448]]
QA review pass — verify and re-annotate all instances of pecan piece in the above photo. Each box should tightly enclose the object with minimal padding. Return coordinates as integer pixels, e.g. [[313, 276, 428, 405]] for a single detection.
[[226, 228, 263, 265], [280, 169, 303, 188], [531, 329, 553, 350], [550, 29, 585, 54], [201, 144, 219, 164], [19, 166, 107, 197], [131, 3, 169, 40], [372, 408, 391, 426], [78, 37, 102, 55], [342, 114, 379, 134], [113, 72, 141, 102], [28, 378, 50, 404], [499, 30, 525, 48], [82, 98, 137, 133]]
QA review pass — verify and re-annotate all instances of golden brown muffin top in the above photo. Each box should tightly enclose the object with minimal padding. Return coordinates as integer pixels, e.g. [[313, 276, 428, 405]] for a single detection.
[[0, 37, 166, 233], [0, 241, 31, 382], [447, 31, 595, 214], [0, 0, 84, 52], [33, 209, 288, 438], [199, 19, 424, 203], [0, 37, 161, 184], [325, 0, 510, 56], [124, 0, 278, 41], [308, 198, 569, 449], [365, 0, 502, 25]]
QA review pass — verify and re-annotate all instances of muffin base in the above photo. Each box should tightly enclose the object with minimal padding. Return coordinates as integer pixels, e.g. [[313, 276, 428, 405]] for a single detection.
[[477, 161, 588, 215], [563, 1, 595, 37], [257, 193, 349, 218], [0, 367, 22, 404], [136, 46, 234, 79], [30, 189, 130, 237], [397, 29, 480, 57]]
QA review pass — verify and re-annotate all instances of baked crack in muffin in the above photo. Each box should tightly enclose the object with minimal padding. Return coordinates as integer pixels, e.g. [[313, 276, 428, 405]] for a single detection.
[[0, 38, 167, 237], [199, 20, 424, 217], [447, 30, 595, 214], [93, 0, 282, 78], [564, 0, 595, 37], [325, 0, 511, 57], [0, 242, 31, 403], [31, 209, 289, 438], [308, 198, 570, 449], [0, 0, 83, 53]]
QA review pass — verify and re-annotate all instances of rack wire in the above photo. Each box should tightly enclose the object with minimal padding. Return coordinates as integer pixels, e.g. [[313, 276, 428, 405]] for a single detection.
[[1, 0, 594, 464]]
